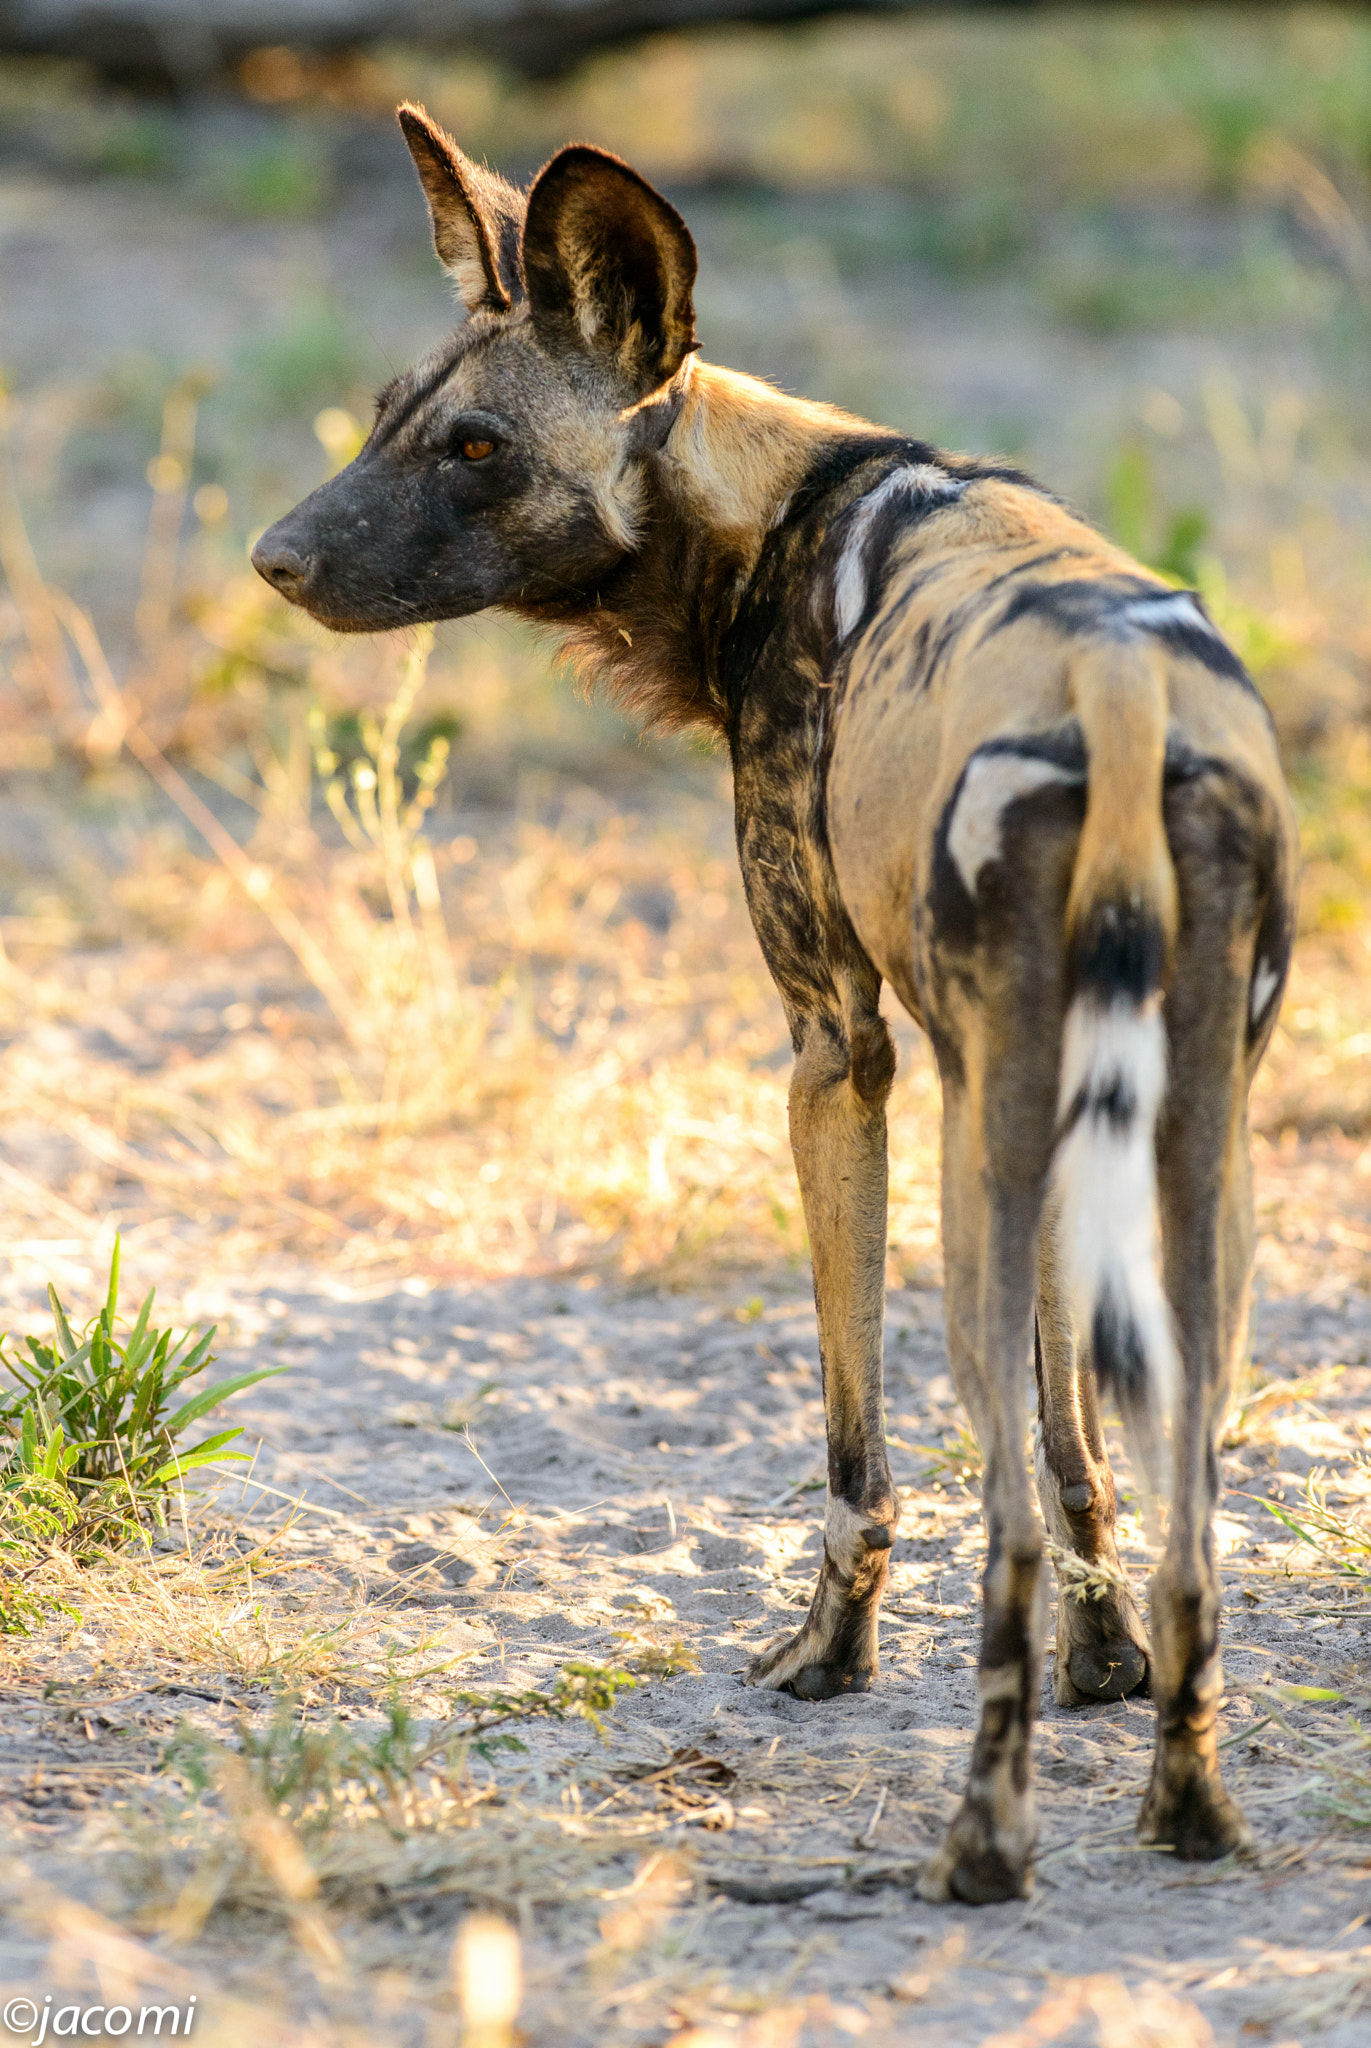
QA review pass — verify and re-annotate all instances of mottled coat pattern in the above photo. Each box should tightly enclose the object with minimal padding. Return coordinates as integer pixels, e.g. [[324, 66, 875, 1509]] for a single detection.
[[253, 108, 1300, 1904]]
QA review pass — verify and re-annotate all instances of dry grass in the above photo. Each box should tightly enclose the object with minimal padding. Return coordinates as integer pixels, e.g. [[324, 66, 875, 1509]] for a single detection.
[[1251, 1456, 1371, 1587], [5, 1322, 1371, 2044], [0, 1520, 390, 1695], [0, 1497, 670, 2041]]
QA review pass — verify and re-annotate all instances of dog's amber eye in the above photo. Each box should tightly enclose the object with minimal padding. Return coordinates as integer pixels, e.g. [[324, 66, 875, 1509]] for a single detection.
[[461, 438, 495, 462]]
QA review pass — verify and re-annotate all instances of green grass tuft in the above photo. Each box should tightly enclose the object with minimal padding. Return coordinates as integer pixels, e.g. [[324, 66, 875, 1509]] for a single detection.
[[0, 1239, 283, 1626], [164, 1662, 638, 1831]]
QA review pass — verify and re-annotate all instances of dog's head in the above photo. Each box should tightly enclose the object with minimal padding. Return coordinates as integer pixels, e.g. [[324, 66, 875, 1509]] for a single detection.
[[251, 107, 697, 630]]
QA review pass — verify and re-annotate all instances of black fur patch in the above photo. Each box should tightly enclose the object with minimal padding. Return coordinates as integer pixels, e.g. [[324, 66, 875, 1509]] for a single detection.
[[978, 727, 1088, 775], [826, 472, 969, 646], [995, 574, 1159, 637], [719, 548, 793, 727], [370, 336, 469, 448], [1141, 610, 1254, 689], [783, 433, 937, 527], [928, 762, 980, 950], [1060, 1072, 1138, 1138], [1071, 901, 1166, 1003], [944, 454, 1067, 503], [850, 1014, 898, 1104], [994, 577, 1260, 697], [1163, 732, 1225, 785], [719, 445, 923, 731], [1091, 1286, 1149, 1412]]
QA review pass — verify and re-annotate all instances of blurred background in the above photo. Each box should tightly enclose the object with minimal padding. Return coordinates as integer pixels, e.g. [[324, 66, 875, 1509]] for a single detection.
[[2, 4, 1371, 1299]]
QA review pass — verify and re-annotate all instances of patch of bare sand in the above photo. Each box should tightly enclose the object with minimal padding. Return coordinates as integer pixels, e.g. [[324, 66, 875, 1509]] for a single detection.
[[1, 1226, 1370, 2045]]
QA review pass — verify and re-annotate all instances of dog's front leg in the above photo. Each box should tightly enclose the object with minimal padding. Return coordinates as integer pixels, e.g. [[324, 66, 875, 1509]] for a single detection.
[[745, 995, 899, 1699]]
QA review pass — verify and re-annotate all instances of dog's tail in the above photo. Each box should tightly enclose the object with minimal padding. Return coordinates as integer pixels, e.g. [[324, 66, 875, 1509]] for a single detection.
[[1052, 636, 1180, 1479]]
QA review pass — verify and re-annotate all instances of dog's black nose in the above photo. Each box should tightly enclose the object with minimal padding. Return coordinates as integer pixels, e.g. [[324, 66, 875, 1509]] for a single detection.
[[251, 534, 311, 594]]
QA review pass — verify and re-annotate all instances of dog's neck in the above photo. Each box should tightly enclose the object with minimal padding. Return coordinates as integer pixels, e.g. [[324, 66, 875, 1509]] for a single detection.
[[520, 360, 884, 737], [662, 359, 862, 560]]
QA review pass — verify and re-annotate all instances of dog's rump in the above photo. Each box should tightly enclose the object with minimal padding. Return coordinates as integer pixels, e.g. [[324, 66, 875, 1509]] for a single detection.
[[826, 475, 1286, 992]]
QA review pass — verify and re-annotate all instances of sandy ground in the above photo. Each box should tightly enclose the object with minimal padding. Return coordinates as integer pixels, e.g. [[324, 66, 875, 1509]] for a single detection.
[[2, 1248, 1370, 2045]]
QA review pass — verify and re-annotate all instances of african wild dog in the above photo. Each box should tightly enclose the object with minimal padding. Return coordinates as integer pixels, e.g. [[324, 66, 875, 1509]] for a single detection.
[[253, 108, 1299, 1902]]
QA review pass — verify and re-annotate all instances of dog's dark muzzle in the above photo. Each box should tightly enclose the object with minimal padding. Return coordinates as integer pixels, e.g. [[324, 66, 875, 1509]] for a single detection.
[[250, 467, 389, 620], [251, 525, 315, 601]]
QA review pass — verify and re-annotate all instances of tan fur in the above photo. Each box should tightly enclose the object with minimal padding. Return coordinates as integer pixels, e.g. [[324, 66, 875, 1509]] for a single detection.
[[668, 363, 860, 551], [743, 974, 897, 1701], [808, 475, 1291, 1894], [1065, 638, 1178, 949], [824, 504, 1286, 1005]]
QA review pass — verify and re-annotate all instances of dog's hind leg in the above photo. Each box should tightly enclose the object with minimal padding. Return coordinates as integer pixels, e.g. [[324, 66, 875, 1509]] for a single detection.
[[1033, 1218, 1151, 1706], [1137, 1044, 1253, 1860], [918, 1043, 1052, 1904], [1136, 769, 1279, 1861], [915, 745, 1095, 1903], [744, 974, 899, 1700]]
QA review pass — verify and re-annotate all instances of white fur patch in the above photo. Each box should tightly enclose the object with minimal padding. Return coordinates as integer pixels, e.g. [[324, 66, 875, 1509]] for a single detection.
[[1053, 998, 1180, 1435], [824, 1493, 874, 1576], [832, 463, 964, 642], [947, 752, 1080, 895], [1125, 592, 1220, 638], [1250, 955, 1280, 1027]]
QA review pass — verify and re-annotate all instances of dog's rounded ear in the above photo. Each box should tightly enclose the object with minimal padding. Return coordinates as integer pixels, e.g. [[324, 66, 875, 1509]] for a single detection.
[[522, 145, 697, 396], [398, 104, 521, 314]]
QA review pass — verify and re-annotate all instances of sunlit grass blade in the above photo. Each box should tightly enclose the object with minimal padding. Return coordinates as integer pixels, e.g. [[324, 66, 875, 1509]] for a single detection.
[[103, 1236, 121, 1329], [1254, 1466, 1371, 1584], [47, 1283, 80, 1362], [162, 1365, 284, 1437], [148, 1428, 249, 1483]]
